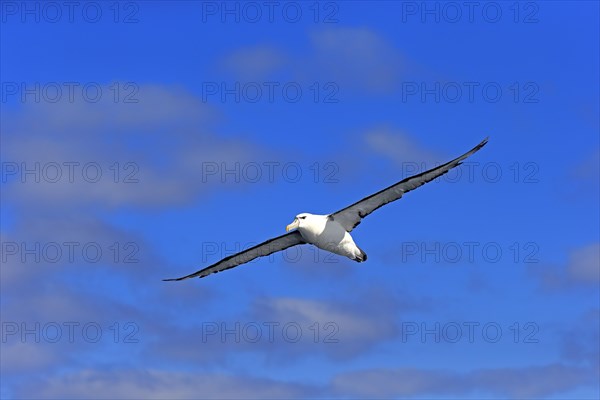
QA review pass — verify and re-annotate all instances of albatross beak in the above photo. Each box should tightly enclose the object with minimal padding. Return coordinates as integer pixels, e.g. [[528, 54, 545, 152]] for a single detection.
[[286, 219, 299, 232]]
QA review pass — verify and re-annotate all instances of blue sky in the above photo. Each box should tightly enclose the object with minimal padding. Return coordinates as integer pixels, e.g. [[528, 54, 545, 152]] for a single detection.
[[1, 1, 598, 398]]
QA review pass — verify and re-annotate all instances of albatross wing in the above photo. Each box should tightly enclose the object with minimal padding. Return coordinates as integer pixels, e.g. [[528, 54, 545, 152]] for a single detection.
[[164, 231, 305, 281], [330, 137, 489, 232]]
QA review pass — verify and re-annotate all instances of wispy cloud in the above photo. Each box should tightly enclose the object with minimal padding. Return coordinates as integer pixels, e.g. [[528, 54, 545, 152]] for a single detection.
[[17, 369, 318, 400], [142, 288, 425, 367], [567, 243, 600, 284], [221, 45, 287, 80], [529, 243, 600, 291], [218, 27, 404, 94], [248, 293, 400, 360], [308, 27, 403, 93], [363, 126, 442, 165], [13, 362, 598, 399], [330, 363, 599, 398], [559, 309, 600, 366], [1, 84, 269, 210]]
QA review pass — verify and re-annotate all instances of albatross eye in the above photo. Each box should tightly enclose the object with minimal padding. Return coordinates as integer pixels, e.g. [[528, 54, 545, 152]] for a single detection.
[[300, 216, 306, 219]]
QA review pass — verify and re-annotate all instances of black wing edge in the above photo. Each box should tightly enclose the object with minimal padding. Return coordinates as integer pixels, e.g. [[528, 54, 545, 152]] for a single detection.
[[163, 231, 305, 281], [396, 136, 489, 196], [331, 137, 489, 228]]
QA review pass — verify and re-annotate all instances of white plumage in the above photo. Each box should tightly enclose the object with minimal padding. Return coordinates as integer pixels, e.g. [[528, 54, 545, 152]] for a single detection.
[[286, 213, 366, 262]]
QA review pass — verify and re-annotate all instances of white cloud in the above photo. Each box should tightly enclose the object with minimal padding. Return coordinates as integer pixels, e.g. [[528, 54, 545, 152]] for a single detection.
[[259, 296, 392, 342], [309, 27, 403, 93], [17, 363, 598, 399], [363, 126, 442, 165], [219, 27, 404, 94], [222, 45, 287, 80], [245, 291, 410, 361], [142, 288, 425, 367], [529, 242, 600, 290], [331, 364, 599, 398], [0, 342, 59, 373], [1, 84, 269, 210], [560, 309, 599, 365], [567, 243, 600, 284], [17, 369, 315, 399]]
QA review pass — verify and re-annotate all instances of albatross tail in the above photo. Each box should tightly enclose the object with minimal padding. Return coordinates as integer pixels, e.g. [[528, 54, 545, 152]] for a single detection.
[[354, 248, 368, 262]]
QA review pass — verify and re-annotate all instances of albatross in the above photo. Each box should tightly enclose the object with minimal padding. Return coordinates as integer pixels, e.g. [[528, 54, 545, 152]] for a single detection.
[[165, 137, 488, 281]]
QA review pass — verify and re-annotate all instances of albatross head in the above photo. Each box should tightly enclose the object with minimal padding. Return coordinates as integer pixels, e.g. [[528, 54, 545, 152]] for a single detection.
[[286, 213, 313, 232]]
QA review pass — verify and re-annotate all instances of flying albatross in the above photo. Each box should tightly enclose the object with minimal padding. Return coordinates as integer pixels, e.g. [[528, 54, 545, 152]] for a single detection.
[[164, 137, 488, 281]]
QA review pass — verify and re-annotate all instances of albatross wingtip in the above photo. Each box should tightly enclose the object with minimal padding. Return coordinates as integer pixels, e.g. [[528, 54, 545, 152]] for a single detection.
[[163, 273, 205, 281], [471, 137, 489, 152]]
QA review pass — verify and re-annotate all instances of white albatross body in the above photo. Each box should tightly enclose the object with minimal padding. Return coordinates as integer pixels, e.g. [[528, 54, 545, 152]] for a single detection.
[[164, 137, 488, 281], [286, 213, 366, 262]]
